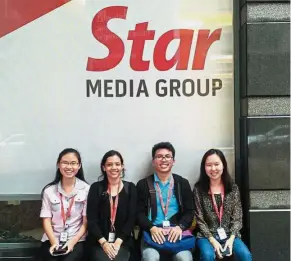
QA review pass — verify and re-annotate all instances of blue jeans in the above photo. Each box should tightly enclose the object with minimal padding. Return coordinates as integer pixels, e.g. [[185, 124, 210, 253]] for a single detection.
[[141, 238, 193, 261], [196, 237, 252, 261]]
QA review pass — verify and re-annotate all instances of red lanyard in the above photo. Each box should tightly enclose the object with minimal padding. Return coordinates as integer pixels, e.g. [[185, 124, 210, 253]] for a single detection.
[[210, 187, 225, 226], [60, 194, 75, 227], [108, 182, 120, 231], [155, 176, 174, 220]]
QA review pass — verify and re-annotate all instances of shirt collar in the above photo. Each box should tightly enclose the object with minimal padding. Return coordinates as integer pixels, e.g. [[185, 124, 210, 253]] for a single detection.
[[154, 173, 172, 185], [57, 177, 85, 197]]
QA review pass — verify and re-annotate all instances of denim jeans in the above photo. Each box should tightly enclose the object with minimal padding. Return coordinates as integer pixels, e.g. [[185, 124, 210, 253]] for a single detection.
[[141, 238, 193, 261], [196, 237, 252, 261]]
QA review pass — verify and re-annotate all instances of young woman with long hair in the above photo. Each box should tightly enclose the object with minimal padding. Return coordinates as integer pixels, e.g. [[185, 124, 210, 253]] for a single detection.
[[193, 149, 252, 261], [39, 148, 89, 261], [87, 150, 137, 261]]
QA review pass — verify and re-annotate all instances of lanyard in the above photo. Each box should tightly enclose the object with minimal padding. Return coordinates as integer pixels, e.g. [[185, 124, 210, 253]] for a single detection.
[[210, 187, 225, 226], [155, 176, 174, 220], [60, 194, 75, 227], [108, 182, 121, 231]]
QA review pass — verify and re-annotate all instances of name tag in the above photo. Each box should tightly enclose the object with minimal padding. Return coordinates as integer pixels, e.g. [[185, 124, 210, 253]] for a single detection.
[[217, 227, 227, 240], [59, 232, 68, 243], [162, 220, 170, 228], [108, 232, 116, 243]]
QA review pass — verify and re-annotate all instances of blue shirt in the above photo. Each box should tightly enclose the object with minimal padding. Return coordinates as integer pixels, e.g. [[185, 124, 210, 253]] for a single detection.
[[148, 173, 179, 225]]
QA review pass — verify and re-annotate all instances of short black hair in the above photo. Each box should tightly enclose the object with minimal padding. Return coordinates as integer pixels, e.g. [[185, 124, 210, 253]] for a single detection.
[[152, 142, 175, 159]]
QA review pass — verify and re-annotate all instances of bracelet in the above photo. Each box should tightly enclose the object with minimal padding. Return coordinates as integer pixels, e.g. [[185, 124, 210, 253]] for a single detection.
[[100, 241, 108, 247]]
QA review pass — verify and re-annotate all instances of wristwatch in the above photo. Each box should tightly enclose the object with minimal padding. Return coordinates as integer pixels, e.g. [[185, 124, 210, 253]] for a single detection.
[[178, 224, 186, 231]]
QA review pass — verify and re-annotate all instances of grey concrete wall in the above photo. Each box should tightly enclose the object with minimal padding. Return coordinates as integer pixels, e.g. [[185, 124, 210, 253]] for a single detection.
[[238, 0, 290, 260]]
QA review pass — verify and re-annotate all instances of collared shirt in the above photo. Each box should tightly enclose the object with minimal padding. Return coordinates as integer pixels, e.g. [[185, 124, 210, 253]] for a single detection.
[[149, 173, 179, 225], [40, 178, 90, 243]]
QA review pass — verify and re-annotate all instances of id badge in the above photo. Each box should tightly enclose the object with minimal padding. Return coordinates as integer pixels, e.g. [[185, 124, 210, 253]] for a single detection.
[[108, 232, 116, 243], [217, 227, 227, 240], [59, 232, 68, 243], [162, 220, 170, 228]]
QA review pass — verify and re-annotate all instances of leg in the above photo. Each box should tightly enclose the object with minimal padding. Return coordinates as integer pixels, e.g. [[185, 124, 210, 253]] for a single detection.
[[196, 238, 215, 261], [62, 242, 85, 261], [39, 241, 58, 261], [172, 250, 193, 261], [89, 245, 130, 261], [141, 238, 160, 261], [232, 238, 252, 261], [89, 245, 111, 261], [113, 247, 130, 261]]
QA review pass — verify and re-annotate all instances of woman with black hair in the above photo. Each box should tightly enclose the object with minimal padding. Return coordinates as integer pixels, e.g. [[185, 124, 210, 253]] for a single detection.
[[193, 149, 252, 261], [86, 150, 137, 261], [39, 148, 90, 261]]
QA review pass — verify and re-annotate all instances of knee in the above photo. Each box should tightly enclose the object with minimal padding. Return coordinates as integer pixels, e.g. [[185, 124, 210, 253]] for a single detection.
[[200, 249, 215, 261], [174, 251, 193, 261], [234, 248, 252, 261], [142, 248, 160, 261]]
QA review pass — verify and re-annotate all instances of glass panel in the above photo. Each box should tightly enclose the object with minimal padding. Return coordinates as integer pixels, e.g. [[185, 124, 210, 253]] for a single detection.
[[0, 200, 42, 243], [248, 117, 290, 190]]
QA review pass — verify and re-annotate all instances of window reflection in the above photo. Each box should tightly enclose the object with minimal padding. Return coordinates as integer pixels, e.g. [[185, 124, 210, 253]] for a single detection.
[[248, 118, 290, 189], [0, 200, 42, 242]]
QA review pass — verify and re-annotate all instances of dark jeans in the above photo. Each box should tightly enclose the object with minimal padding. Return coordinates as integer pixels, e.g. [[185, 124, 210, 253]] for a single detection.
[[196, 237, 252, 261], [39, 241, 85, 261], [90, 245, 130, 261]]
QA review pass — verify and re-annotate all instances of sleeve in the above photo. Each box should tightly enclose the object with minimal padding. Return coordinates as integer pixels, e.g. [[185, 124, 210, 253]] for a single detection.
[[40, 190, 52, 218], [177, 178, 195, 230], [229, 184, 243, 236], [193, 185, 212, 238], [82, 187, 90, 216], [86, 183, 104, 240], [136, 179, 154, 232], [116, 182, 138, 241]]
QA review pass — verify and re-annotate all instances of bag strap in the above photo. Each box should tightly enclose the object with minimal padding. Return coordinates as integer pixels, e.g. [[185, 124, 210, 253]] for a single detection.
[[146, 175, 157, 222]]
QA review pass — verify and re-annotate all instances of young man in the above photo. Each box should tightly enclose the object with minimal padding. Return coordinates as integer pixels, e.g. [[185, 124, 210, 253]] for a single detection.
[[136, 142, 194, 261]]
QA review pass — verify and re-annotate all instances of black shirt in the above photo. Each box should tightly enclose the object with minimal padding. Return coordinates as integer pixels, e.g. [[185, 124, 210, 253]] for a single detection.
[[86, 181, 137, 248], [214, 194, 222, 210]]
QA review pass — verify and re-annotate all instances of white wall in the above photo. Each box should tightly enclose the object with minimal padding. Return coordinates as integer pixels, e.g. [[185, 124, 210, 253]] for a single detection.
[[0, 0, 234, 194]]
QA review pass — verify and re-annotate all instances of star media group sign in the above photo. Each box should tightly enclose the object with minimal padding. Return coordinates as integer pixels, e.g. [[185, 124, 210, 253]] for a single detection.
[[0, 0, 234, 193], [86, 6, 223, 98]]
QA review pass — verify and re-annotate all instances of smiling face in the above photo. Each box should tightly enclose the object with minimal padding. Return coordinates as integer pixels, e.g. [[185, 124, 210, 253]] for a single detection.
[[205, 154, 224, 181], [102, 155, 124, 180], [152, 148, 175, 174], [58, 152, 81, 179]]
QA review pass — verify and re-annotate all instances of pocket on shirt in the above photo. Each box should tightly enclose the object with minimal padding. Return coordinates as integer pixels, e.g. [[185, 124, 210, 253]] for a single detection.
[[74, 192, 86, 213], [48, 195, 61, 212]]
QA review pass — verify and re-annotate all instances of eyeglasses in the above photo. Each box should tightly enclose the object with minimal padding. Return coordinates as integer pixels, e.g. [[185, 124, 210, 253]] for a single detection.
[[60, 161, 80, 168], [154, 154, 173, 161]]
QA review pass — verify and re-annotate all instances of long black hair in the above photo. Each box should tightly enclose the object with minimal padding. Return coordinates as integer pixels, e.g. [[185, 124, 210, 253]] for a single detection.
[[195, 148, 233, 194], [41, 148, 86, 198], [99, 150, 125, 186]]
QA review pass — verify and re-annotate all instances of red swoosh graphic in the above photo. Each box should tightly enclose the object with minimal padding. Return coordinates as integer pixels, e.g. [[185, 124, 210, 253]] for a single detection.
[[0, 0, 71, 38]]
